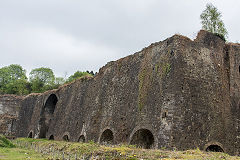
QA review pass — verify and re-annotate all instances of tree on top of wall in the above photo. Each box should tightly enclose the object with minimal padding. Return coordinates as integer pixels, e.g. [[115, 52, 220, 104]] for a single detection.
[[200, 3, 228, 41]]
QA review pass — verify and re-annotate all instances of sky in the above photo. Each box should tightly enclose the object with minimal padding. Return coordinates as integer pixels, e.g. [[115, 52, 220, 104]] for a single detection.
[[0, 0, 239, 77]]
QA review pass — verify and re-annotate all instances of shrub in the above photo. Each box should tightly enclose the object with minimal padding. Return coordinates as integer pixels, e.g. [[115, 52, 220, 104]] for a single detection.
[[0, 135, 15, 148]]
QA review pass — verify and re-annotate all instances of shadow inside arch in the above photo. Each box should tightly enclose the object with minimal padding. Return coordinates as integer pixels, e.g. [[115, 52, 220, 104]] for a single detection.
[[49, 135, 54, 140], [39, 94, 58, 139], [100, 129, 114, 145], [206, 145, 224, 152], [28, 131, 33, 138], [78, 135, 86, 143], [63, 135, 69, 141], [130, 128, 154, 149]]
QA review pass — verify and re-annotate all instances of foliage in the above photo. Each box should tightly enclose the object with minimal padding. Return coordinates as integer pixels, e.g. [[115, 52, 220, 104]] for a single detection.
[[29, 67, 55, 85], [0, 64, 94, 95], [29, 67, 55, 93], [5, 79, 30, 95], [0, 135, 15, 148], [53, 77, 66, 88], [66, 71, 93, 83], [200, 3, 228, 40], [0, 64, 29, 95]]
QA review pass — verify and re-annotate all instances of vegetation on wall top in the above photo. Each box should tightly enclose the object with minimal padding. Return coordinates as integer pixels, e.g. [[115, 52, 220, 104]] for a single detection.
[[0, 64, 94, 95], [200, 3, 228, 41]]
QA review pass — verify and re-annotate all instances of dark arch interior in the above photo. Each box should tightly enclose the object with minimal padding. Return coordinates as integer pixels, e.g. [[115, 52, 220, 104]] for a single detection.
[[39, 94, 58, 138], [78, 135, 86, 143], [49, 135, 54, 140], [28, 131, 33, 138], [130, 129, 154, 149], [206, 145, 224, 152], [63, 135, 69, 142], [100, 129, 114, 145], [239, 65, 240, 73], [44, 94, 58, 114]]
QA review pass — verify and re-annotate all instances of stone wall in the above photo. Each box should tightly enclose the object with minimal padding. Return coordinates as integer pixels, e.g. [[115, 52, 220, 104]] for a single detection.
[[0, 95, 23, 138], [15, 30, 240, 155]]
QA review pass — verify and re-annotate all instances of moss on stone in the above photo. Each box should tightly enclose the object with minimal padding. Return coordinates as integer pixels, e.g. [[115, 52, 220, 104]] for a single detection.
[[138, 53, 171, 111], [138, 67, 153, 111], [155, 61, 171, 78], [137, 53, 154, 111], [163, 63, 171, 76]]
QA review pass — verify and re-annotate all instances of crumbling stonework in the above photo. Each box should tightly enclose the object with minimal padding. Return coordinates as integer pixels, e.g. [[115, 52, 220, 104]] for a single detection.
[[13, 30, 240, 155], [0, 95, 23, 138]]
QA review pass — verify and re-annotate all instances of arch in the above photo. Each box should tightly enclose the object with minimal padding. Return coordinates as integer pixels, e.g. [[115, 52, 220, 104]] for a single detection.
[[43, 94, 58, 114], [49, 135, 54, 140], [28, 131, 33, 138], [99, 129, 114, 145], [204, 141, 225, 153], [78, 135, 86, 143], [63, 135, 69, 142], [39, 94, 58, 138], [130, 129, 154, 149], [206, 145, 224, 152]]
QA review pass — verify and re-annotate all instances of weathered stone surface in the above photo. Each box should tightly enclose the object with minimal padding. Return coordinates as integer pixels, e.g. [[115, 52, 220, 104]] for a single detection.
[[0, 95, 23, 138], [12, 30, 240, 155]]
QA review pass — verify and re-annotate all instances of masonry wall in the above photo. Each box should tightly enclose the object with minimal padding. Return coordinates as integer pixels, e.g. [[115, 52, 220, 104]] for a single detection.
[[16, 30, 240, 155], [228, 43, 240, 155], [0, 95, 23, 137], [16, 93, 42, 137]]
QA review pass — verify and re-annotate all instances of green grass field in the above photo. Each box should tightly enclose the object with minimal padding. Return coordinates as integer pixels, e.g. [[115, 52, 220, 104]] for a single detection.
[[0, 147, 45, 160], [0, 135, 240, 160], [0, 135, 45, 160]]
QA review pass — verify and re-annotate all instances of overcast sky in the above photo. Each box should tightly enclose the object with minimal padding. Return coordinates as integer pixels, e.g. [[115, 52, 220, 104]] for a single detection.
[[0, 0, 239, 77]]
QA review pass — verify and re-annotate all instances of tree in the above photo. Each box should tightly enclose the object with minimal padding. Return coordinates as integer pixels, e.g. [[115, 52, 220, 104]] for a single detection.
[[0, 64, 29, 95], [29, 67, 55, 92], [5, 79, 30, 95], [66, 71, 92, 83], [53, 77, 66, 88], [55, 77, 65, 86], [200, 3, 228, 40], [0, 64, 94, 94]]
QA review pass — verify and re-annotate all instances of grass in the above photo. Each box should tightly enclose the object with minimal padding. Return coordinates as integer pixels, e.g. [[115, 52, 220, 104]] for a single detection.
[[0, 136, 239, 159], [0, 135, 15, 148], [0, 147, 45, 160], [0, 135, 45, 160], [10, 138, 240, 160]]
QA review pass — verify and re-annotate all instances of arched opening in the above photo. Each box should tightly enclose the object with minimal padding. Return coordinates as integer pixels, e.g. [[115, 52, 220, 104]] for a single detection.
[[63, 135, 69, 142], [78, 135, 85, 143], [49, 135, 54, 140], [100, 129, 114, 145], [28, 131, 33, 138], [206, 145, 224, 152], [39, 94, 58, 138], [130, 129, 154, 149]]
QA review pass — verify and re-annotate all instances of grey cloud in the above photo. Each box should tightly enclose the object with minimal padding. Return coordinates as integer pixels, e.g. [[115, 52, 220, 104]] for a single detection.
[[0, 0, 239, 76]]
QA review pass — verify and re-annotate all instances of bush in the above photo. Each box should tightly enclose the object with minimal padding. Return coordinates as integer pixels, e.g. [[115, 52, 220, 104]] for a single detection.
[[0, 135, 15, 148]]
